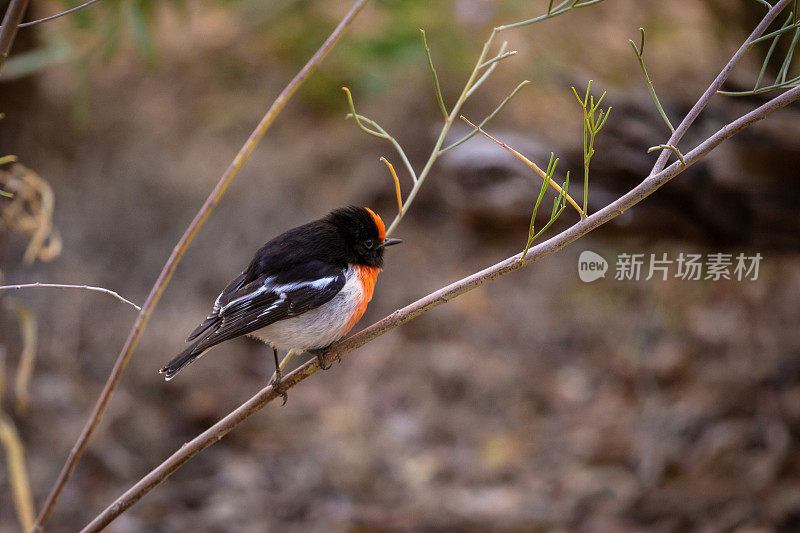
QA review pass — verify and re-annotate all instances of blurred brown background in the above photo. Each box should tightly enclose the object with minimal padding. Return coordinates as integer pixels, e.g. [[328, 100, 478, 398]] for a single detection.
[[2, 0, 800, 531]]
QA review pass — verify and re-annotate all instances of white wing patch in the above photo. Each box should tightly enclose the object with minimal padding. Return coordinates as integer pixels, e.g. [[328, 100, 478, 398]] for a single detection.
[[258, 296, 285, 318], [220, 275, 339, 313]]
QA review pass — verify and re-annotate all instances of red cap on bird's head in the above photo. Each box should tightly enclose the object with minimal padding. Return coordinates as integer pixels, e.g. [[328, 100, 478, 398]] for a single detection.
[[364, 206, 386, 240]]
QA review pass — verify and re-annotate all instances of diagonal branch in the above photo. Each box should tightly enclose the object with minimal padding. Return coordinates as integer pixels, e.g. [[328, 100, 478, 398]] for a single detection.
[[30, 1, 372, 530], [80, 83, 800, 533]]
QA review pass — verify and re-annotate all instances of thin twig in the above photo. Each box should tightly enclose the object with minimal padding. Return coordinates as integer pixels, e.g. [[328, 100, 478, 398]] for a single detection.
[[81, 84, 800, 532], [386, 30, 501, 235], [494, 0, 608, 31], [460, 116, 584, 217], [477, 49, 518, 70], [379, 0, 615, 235], [0, 283, 141, 311], [5, 0, 105, 29], [751, 11, 796, 45], [0, 0, 30, 73], [420, 29, 448, 120], [630, 28, 675, 133], [464, 41, 508, 101], [30, 1, 371, 530], [647, 144, 685, 165], [439, 80, 530, 154], [342, 87, 418, 183]]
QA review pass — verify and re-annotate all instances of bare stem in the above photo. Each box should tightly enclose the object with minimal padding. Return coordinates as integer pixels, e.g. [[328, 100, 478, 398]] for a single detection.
[[439, 80, 531, 154], [0, 0, 30, 73], [494, 0, 608, 31], [647, 144, 685, 165], [6, 0, 104, 29], [385, 29, 500, 236], [342, 87, 418, 183], [30, 1, 371, 530], [0, 283, 141, 311], [81, 81, 800, 533]]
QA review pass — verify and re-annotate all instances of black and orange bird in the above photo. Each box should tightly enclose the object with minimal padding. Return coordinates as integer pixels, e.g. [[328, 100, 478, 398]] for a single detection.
[[160, 206, 401, 401]]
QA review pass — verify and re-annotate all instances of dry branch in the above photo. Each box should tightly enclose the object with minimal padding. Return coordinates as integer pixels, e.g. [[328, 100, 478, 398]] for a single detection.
[[0, 0, 29, 72], [30, 1, 372, 530], [0, 283, 141, 311]]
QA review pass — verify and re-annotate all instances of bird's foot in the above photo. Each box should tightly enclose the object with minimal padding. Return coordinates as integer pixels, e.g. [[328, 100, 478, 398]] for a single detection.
[[308, 347, 332, 370], [317, 353, 332, 371], [270, 347, 288, 405], [270, 368, 288, 405]]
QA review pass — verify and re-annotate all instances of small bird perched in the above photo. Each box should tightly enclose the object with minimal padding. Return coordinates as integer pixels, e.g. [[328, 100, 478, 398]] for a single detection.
[[160, 206, 401, 401]]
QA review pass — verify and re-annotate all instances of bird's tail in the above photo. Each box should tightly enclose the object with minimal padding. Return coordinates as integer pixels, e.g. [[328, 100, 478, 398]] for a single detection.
[[159, 339, 208, 381]]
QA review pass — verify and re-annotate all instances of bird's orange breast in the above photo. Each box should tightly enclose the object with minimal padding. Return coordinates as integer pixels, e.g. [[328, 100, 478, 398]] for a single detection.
[[343, 264, 381, 334]]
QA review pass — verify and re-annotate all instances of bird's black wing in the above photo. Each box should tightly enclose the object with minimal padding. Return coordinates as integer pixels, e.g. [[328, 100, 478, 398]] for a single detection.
[[160, 262, 345, 380], [199, 267, 345, 348]]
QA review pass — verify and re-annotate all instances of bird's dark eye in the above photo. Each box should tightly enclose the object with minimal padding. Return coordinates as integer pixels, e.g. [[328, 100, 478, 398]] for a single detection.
[[364, 239, 374, 249]]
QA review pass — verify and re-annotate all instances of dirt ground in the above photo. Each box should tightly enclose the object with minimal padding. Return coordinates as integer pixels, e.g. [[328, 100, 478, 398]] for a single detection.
[[2, 1, 800, 531]]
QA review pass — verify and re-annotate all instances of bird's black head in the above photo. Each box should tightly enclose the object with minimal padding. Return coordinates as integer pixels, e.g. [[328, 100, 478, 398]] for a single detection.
[[324, 206, 402, 268]]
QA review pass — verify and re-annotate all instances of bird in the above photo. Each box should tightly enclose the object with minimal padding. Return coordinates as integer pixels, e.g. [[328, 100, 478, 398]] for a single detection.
[[159, 206, 401, 402]]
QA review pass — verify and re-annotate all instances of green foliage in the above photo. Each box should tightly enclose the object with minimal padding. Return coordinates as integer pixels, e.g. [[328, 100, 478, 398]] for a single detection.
[[572, 80, 611, 217], [720, 1, 800, 95], [127, 0, 157, 67], [261, 0, 474, 111], [521, 153, 569, 258], [343, 25, 527, 235]]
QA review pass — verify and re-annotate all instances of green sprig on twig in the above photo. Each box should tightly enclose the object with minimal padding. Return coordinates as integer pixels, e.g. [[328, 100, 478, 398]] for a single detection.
[[343, 2, 611, 236], [343, 28, 524, 236], [495, 0, 608, 31], [572, 80, 611, 217], [522, 153, 569, 259], [719, 2, 800, 96]]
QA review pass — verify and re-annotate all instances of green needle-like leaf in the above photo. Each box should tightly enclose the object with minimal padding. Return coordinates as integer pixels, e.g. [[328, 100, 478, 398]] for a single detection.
[[420, 29, 448, 121]]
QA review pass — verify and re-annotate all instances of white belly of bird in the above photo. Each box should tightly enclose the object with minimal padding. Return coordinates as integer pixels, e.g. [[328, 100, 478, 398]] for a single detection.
[[248, 265, 362, 351]]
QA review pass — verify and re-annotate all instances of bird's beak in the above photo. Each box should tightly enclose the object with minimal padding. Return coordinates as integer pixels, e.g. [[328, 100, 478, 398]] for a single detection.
[[382, 238, 403, 247]]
